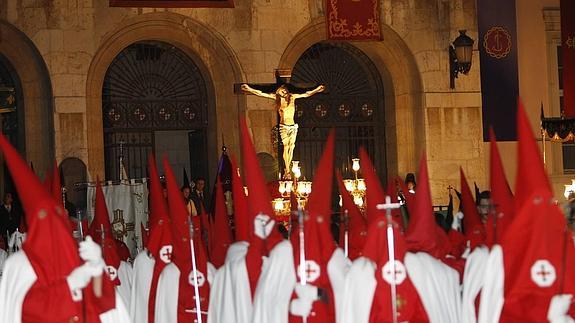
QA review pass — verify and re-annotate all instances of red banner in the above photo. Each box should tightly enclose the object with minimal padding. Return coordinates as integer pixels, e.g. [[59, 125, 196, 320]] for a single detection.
[[109, 0, 233, 7], [561, 0, 575, 117], [326, 0, 381, 41]]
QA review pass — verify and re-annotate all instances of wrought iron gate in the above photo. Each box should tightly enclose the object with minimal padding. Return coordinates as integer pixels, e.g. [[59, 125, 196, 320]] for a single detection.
[[102, 41, 209, 180], [291, 42, 386, 181]]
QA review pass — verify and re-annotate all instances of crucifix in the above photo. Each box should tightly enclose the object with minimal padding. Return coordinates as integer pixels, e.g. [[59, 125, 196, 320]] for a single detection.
[[235, 69, 325, 179]]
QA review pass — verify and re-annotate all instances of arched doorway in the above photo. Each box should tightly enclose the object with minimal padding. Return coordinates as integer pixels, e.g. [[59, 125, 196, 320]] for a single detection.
[[291, 42, 386, 180], [102, 41, 210, 182]]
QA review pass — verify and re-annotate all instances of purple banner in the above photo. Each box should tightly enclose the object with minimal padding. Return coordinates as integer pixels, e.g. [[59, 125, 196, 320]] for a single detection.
[[477, 0, 519, 141]]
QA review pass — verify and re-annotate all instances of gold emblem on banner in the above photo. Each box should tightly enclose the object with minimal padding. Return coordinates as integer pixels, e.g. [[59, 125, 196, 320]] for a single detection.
[[111, 209, 135, 239], [567, 36, 574, 49], [328, 0, 380, 39], [483, 26, 512, 59]]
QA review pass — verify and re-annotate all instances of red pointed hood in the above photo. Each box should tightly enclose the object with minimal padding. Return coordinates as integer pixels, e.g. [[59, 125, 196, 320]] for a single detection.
[[515, 100, 552, 207], [89, 180, 122, 282], [163, 157, 211, 313], [460, 168, 486, 249], [306, 130, 336, 260], [0, 134, 80, 282], [486, 128, 515, 246], [239, 117, 283, 249], [163, 157, 192, 268], [239, 117, 274, 219], [337, 171, 366, 259], [405, 154, 448, 259], [209, 176, 233, 267], [146, 155, 174, 261], [231, 156, 250, 242], [359, 148, 386, 226]]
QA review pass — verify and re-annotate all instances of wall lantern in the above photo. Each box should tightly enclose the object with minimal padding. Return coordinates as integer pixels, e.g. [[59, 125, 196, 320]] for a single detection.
[[449, 30, 474, 89]]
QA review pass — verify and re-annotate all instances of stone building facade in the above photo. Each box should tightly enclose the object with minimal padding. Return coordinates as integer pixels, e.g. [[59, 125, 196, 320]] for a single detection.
[[0, 0, 568, 204]]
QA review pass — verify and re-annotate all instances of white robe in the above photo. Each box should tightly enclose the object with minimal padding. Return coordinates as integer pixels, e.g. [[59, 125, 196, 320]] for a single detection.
[[339, 257, 377, 323], [129, 250, 155, 323], [405, 252, 461, 323], [477, 245, 504, 323], [154, 261, 216, 323], [208, 241, 252, 323], [327, 248, 351, 322], [0, 251, 130, 323], [252, 240, 297, 323], [461, 246, 489, 323], [117, 260, 133, 312], [0, 248, 7, 279]]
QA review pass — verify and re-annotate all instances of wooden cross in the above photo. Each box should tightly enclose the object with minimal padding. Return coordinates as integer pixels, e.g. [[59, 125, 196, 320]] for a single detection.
[[233, 69, 316, 95]]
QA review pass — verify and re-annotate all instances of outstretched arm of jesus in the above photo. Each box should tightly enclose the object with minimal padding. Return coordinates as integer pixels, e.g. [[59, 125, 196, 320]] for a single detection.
[[241, 84, 276, 99], [293, 85, 325, 99]]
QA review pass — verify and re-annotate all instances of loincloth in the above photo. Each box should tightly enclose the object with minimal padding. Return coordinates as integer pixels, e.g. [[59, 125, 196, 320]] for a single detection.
[[279, 123, 298, 144]]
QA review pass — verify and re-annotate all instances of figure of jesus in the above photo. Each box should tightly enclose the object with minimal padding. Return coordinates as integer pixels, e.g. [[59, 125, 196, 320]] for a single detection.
[[241, 83, 325, 178]]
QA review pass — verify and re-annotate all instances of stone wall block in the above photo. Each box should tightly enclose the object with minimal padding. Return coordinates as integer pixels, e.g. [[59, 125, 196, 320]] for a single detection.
[[55, 97, 86, 114], [226, 30, 262, 51], [58, 112, 85, 158], [52, 74, 86, 97], [237, 51, 267, 73], [416, 50, 441, 73]]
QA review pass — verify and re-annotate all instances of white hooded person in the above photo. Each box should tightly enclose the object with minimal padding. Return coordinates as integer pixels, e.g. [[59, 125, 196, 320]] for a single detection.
[[0, 133, 129, 322]]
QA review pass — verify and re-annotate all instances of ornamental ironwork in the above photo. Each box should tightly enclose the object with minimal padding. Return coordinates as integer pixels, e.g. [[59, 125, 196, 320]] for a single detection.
[[289, 42, 386, 181], [102, 41, 209, 180]]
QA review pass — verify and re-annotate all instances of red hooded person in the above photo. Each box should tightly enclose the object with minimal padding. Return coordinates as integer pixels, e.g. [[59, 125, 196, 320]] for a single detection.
[[485, 128, 515, 247], [154, 157, 212, 323], [289, 130, 342, 323], [130, 155, 175, 323], [240, 117, 284, 251], [89, 180, 123, 285], [231, 155, 266, 296], [479, 101, 575, 322], [0, 134, 117, 323], [402, 154, 461, 322]]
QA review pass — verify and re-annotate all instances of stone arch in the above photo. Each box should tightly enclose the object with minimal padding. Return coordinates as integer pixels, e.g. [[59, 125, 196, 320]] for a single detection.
[[279, 18, 425, 176], [0, 21, 54, 178], [86, 12, 245, 180]]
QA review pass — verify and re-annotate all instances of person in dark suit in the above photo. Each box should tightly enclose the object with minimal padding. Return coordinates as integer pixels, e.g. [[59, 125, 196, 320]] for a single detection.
[[191, 177, 210, 214], [0, 192, 22, 247]]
